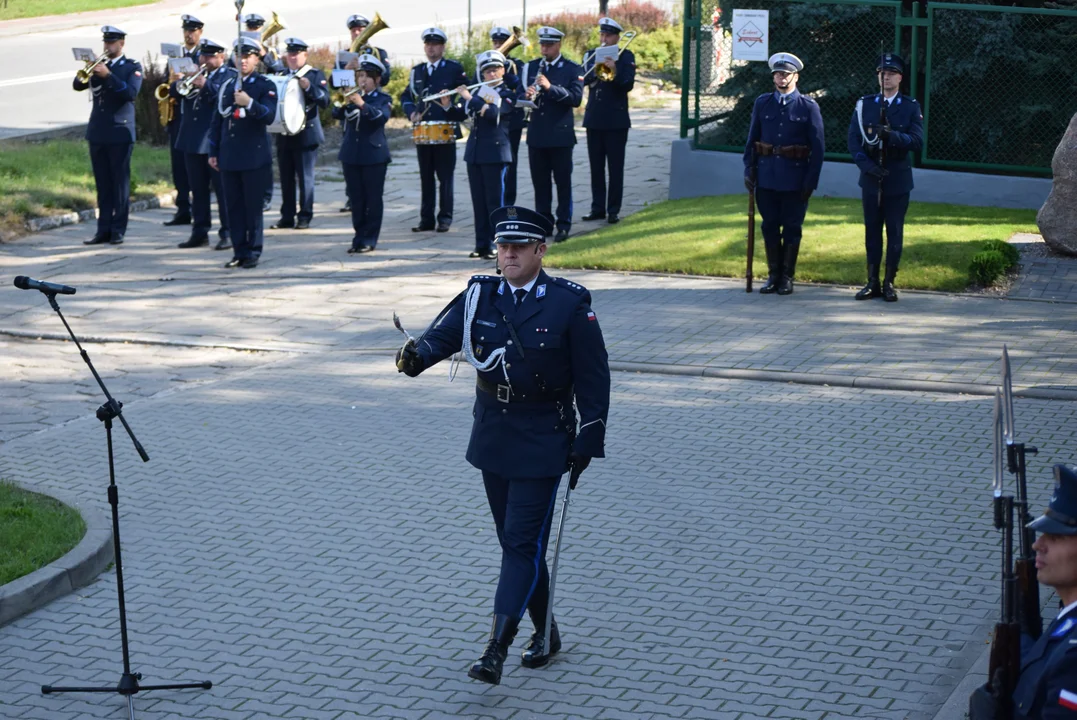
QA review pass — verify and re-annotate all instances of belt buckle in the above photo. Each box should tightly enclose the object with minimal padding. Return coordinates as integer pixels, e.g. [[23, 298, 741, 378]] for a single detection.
[[496, 384, 511, 403]]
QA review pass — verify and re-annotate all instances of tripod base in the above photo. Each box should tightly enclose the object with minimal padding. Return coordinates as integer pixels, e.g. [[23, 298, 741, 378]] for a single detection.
[[43, 673, 212, 720]]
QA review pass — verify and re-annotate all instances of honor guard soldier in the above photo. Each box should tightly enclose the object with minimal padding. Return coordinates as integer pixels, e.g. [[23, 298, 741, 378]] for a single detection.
[[75, 26, 143, 246], [344, 15, 391, 87], [743, 52, 824, 295], [395, 205, 611, 686], [524, 27, 584, 243], [400, 27, 468, 233], [174, 39, 234, 250], [209, 38, 278, 269], [163, 14, 203, 227], [581, 17, 635, 225], [488, 27, 526, 206], [270, 38, 329, 231], [462, 51, 517, 260], [334, 55, 392, 254], [847, 53, 923, 303]]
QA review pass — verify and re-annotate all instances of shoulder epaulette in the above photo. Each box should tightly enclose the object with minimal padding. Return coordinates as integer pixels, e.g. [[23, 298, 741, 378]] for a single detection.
[[802, 95, 817, 104], [552, 276, 588, 295], [469, 274, 500, 284]]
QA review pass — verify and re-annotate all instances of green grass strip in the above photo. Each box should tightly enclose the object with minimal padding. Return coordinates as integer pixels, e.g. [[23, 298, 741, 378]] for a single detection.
[[0, 0, 156, 21], [546, 196, 1038, 292], [0, 481, 86, 587]]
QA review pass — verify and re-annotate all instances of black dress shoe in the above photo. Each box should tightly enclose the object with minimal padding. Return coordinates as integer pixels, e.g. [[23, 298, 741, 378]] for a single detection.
[[177, 235, 209, 249], [270, 220, 294, 230], [607, 213, 620, 224], [480, 250, 497, 260], [214, 237, 232, 251], [240, 258, 259, 269], [109, 234, 124, 245], [411, 224, 435, 233], [436, 223, 451, 233], [776, 276, 794, 295], [882, 281, 899, 302], [295, 219, 310, 230], [581, 211, 605, 221], [855, 280, 882, 300], [224, 258, 242, 268], [83, 235, 110, 245], [340, 201, 352, 213], [468, 615, 519, 686], [521, 619, 561, 669], [758, 276, 780, 294], [262, 198, 272, 212], [554, 230, 569, 243], [163, 213, 191, 226], [348, 245, 375, 254]]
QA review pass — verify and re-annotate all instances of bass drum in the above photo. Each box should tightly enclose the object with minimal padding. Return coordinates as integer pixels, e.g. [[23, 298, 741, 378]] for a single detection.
[[267, 74, 306, 136]]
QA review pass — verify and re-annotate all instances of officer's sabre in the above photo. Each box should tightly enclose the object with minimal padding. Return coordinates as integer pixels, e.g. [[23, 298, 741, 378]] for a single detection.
[[544, 461, 583, 663], [392, 312, 415, 344]]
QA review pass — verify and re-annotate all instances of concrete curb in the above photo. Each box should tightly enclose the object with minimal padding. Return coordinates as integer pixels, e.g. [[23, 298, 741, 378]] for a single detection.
[[24, 192, 175, 235], [0, 481, 113, 628], [0, 328, 308, 355]]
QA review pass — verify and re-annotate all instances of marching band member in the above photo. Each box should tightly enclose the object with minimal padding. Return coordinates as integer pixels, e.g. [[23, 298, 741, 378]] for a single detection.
[[270, 38, 329, 231], [524, 26, 583, 243], [344, 14, 391, 87], [209, 38, 278, 269], [174, 39, 234, 250], [334, 55, 392, 254], [400, 27, 467, 233], [581, 17, 635, 225], [488, 26, 526, 206], [75, 25, 142, 247], [164, 14, 203, 227], [462, 51, 516, 260]]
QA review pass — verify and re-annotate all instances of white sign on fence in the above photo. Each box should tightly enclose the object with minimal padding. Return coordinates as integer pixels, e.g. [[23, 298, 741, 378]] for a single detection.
[[731, 9, 769, 62]]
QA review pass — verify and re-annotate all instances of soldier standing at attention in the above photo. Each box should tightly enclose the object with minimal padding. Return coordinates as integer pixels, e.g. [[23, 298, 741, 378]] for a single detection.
[[848, 53, 923, 303], [581, 17, 635, 225], [75, 25, 142, 247], [395, 205, 610, 686], [742, 52, 824, 296]]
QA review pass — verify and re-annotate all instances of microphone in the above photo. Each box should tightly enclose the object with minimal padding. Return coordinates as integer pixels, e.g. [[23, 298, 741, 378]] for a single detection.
[[13, 276, 77, 295]]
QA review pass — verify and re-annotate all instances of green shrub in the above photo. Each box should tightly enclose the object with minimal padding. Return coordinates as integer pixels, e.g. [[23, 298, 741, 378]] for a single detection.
[[981, 238, 1019, 268], [969, 249, 1010, 287]]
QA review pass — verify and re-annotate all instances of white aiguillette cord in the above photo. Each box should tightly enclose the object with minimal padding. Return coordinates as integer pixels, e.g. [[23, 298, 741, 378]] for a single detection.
[[450, 283, 511, 387]]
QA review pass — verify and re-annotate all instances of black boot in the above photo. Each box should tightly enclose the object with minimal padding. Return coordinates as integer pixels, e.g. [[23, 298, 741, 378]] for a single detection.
[[882, 265, 899, 302], [776, 243, 800, 296], [521, 612, 561, 669], [758, 242, 781, 294], [468, 614, 519, 685], [855, 264, 882, 300]]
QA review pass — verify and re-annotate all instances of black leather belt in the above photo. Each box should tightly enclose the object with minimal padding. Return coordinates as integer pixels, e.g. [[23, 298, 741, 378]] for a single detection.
[[476, 376, 572, 404]]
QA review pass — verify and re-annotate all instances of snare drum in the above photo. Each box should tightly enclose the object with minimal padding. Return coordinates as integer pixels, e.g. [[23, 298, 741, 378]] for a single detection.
[[267, 75, 306, 136], [412, 121, 458, 145]]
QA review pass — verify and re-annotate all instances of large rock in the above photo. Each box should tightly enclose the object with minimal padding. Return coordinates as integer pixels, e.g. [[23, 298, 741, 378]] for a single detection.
[[1038, 111, 1077, 256]]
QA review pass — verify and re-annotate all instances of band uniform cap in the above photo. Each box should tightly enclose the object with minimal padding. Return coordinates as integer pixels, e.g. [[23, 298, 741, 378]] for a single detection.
[[181, 14, 204, 30], [347, 13, 371, 29], [876, 53, 905, 74], [1029, 464, 1077, 536], [479, 50, 507, 72], [421, 27, 448, 43], [598, 16, 623, 33], [234, 37, 263, 56], [243, 13, 266, 27], [537, 26, 565, 43], [284, 37, 309, 52], [768, 52, 804, 74], [101, 25, 126, 41], [489, 25, 511, 40], [492, 206, 554, 244], [358, 54, 385, 75], [200, 38, 226, 54]]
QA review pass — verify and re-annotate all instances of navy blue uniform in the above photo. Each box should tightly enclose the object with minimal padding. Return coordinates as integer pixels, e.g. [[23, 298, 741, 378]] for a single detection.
[[413, 270, 610, 622], [339, 47, 392, 87], [175, 65, 234, 241], [74, 55, 142, 241], [334, 90, 392, 249], [168, 46, 199, 218], [743, 90, 825, 285], [847, 93, 923, 272], [275, 66, 330, 226], [524, 56, 584, 234], [401, 59, 468, 228], [582, 48, 635, 217], [1006, 610, 1077, 720], [210, 73, 278, 263], [480, 58, 527, 205], [463, 87, 516, 254]]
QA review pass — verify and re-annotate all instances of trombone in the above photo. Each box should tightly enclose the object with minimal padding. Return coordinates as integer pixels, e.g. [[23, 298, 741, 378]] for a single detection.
[[76, 52, 109, 83], [581, 30, 637, 82], [421, 78, 501, 103]]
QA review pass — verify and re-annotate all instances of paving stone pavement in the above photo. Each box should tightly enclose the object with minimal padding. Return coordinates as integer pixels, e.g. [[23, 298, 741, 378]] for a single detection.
[[2, 353, 1076, 720], [1008, 245, 1077, 303]]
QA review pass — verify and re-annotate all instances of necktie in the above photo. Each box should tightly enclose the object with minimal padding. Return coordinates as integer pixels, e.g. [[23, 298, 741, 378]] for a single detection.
[[428, 63, 436, 76], [514, 289, 527, 306], [541, 62, 549, 74]]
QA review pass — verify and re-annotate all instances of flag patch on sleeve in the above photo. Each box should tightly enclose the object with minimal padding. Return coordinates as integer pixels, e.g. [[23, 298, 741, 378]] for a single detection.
[[587, 311, 596, 322], [1060, 689, 1077, 710]]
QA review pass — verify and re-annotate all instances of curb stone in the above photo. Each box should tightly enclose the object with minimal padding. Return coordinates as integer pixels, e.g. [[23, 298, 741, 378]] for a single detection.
[[24, 192, 176, 234], [0, 480, 113, 627]]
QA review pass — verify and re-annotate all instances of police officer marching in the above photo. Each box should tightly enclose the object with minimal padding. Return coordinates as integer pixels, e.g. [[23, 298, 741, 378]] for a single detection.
[[334, 55, 392, 254], [847, 53, 923, 303], [209, 37, 279, 269], [462, 51, 517, 260], [400, 28, 468, 233], [581, 17, 635, 225], [487, 26, 526, 206], [163, 14, 203, 228], [524, 27, 584, 243], [395, 204, 610, 686], [75, 26, 143, 247], [270, 38, 329, 231], [742, 52, 824, 295], [174, 39, 234, 251]]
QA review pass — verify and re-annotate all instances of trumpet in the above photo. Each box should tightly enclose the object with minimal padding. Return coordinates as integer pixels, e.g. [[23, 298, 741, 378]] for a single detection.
[[421, 78, 501, 103], [76, 52, 109, 83], [332, 86, 366, 108], [176, 66, 209, 97], [582, 30, 637, 82]]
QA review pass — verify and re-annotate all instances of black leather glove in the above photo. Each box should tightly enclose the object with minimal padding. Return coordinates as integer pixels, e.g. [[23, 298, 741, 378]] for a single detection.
[[568, 452, 591, 489], [801, 188, 813, 203], [878, 124, 892, 141], [866, 164, 889, 180], [744, 176, 756, 193], [395, 340, 423, 377]]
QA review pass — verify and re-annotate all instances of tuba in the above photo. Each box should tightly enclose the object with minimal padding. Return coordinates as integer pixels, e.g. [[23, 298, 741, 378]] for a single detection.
[[496, 26, 528, 57], [261, 11, 286, 44], [350, 12, 389, 54]]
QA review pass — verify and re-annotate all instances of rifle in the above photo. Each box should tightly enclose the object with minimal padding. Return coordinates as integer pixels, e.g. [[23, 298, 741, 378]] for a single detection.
[[1001, 344, 1042, 639], [746, 154, 757, 293]]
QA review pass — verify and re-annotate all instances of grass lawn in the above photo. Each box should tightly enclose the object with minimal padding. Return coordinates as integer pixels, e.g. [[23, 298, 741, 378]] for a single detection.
[[0, 0, 156, 21], [546, 196, 1039, 292], [0, 139, 172, 236], [0, 481, 85, 587]]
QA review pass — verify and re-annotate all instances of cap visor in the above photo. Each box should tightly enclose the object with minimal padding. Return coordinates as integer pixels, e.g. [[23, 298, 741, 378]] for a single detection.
[[1028, 514, 1077, 535]]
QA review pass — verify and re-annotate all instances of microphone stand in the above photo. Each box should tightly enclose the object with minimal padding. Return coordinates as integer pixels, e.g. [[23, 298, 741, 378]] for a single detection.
[[35, 291, 212, 720]]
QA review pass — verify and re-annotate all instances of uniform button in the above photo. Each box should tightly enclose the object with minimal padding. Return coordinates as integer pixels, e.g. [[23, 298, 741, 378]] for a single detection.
[[502, 409, 508, 415], [507, 340, 513, 345], [480, 336, 485, 341], [505, 363, 512, 369], [539, 343, 545, 348]]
